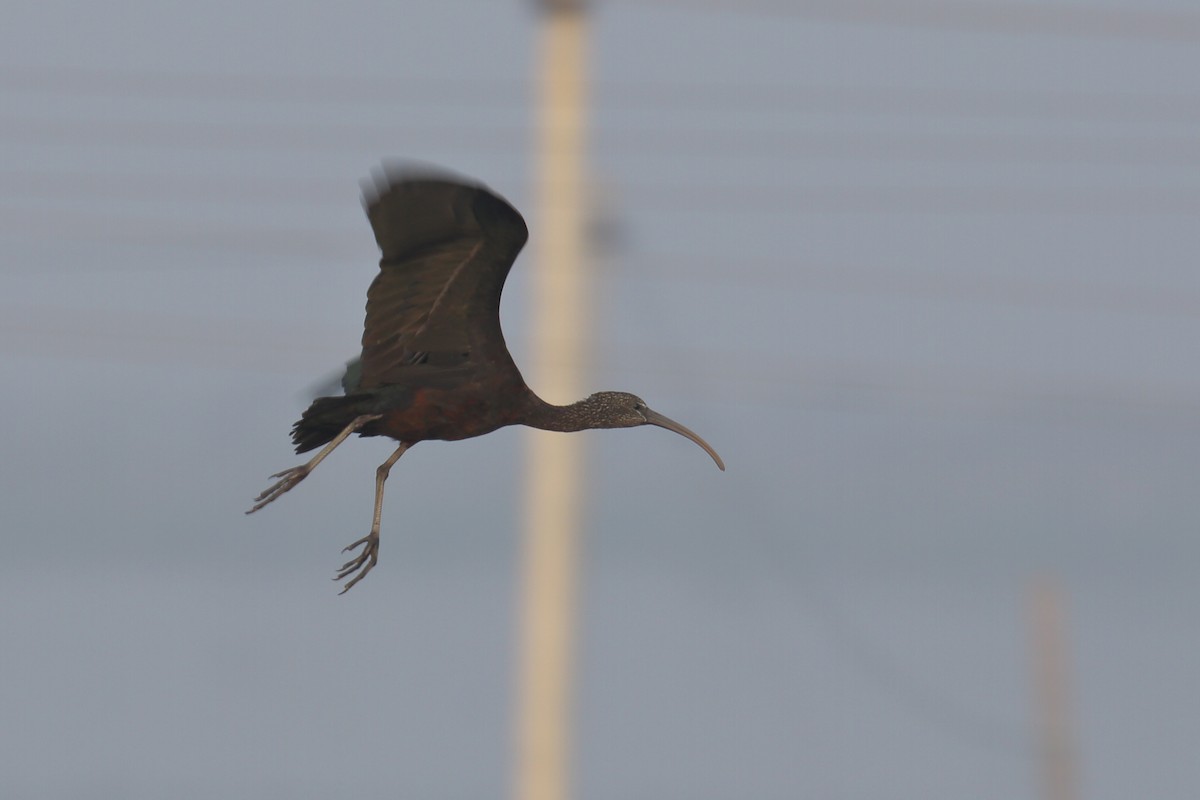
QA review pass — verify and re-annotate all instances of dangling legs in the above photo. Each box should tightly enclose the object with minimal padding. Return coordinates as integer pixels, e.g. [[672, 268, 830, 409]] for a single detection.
[[336, 441, 410, 594], [246, 414, 382, 514]]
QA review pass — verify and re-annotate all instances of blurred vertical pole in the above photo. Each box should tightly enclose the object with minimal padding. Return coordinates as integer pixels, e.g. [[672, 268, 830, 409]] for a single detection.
[[515, 2, 589, 800], [1030, 578, 1079, 800]]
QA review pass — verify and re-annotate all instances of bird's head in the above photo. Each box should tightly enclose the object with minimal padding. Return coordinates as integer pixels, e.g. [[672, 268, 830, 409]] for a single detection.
[[580, 391, 725, 471]]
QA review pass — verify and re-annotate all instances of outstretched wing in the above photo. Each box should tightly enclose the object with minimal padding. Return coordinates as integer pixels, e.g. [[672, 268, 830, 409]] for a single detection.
[[356, 165, 529, 390]]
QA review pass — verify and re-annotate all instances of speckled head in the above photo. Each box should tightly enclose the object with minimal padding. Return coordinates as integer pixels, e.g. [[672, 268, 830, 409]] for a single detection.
[[575, 391, 725, 470]]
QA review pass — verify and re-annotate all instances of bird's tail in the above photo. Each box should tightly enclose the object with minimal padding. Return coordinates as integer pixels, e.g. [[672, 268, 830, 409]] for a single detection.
[[291, 395, 377, 454]]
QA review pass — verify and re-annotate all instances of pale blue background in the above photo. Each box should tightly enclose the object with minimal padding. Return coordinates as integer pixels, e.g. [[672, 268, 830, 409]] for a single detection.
[[2, 1, 1198, 797]]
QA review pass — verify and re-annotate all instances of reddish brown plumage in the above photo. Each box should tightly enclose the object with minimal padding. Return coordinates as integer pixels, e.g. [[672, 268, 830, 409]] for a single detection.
[[368, 382, 528, 443]]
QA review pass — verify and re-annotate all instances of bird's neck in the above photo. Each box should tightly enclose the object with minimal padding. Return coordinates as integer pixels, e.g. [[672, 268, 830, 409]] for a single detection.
[[522, 394, 593, 433]]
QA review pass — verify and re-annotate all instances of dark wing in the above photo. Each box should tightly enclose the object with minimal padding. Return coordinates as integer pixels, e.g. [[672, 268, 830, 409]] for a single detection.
[[356, 165, 529, 390]]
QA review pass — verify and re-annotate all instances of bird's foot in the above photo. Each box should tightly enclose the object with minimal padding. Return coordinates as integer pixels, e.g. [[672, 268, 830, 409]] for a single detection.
[[336, 532, 379, 594], [245, 465, 311, 514]]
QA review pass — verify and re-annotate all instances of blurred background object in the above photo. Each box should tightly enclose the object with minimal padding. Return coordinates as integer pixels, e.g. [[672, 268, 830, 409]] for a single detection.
[[2, 1, 1199, 798]]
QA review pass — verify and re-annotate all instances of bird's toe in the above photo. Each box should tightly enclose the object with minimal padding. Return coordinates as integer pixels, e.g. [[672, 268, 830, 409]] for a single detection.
[[335, 533, 379, 593]]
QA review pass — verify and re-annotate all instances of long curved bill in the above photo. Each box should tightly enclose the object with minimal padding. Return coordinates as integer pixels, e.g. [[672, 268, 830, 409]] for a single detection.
[[642, 407, 726, 471]]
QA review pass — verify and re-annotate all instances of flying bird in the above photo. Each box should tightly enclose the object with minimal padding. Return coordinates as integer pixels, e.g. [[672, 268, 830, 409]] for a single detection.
[[248, 165, 724, 592]]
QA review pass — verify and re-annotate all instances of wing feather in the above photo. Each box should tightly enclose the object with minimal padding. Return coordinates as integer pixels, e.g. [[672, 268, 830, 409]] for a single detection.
[[356, 165, 528, 389]]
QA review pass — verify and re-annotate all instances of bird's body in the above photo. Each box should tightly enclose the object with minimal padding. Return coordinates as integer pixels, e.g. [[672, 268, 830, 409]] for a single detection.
[[249, 164, 724, 592], [294, 377, 524, 449]]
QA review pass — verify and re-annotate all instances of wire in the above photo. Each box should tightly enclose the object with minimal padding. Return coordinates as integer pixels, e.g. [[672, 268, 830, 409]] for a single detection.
[[0, 115, 530, 154], [619, 0, 1200, 43], [2, 63, 529, 107], [610, 221, 1035, 760], [0, 205, 353, 260], [594, 129, 1200, 166], [5, 177, 1200, 223], [3, 303, 1197, 420], [11, 114, 1200, 170], [616, 255, 1200, 321], [7, 64, 1200, 124], [624, 184, 1200, 215]]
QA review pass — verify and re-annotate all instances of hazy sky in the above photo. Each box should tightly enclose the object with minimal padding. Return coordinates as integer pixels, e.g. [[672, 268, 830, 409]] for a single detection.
[[3, 1, 1199, 798]]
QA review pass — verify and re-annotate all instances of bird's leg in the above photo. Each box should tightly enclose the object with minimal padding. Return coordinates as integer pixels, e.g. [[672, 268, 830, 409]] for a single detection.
[[336, 442, 409, 593], [246, 414, 382, 514]]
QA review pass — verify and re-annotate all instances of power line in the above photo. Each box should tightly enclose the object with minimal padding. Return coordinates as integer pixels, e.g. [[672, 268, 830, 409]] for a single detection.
[[627, 184, 1200, 215], [0, 205, 354, 260], [622, 0, 1200, 43], [7, 64, 1200, 124], [619, 256, 1200, 321], [6, 180, 1200, 228], [0, 169, 355, 208], [10, 117, 1200, 169], [2, 63, 530, 107], [3, 305, 1198, 420], [0, 115, 530, 154], [761, 536, 1032, 758], [599, 129, 1200, 166], [5, 209, 1197, 322], [11, 116, 1200, 167], [601, 83, 1200, 124]]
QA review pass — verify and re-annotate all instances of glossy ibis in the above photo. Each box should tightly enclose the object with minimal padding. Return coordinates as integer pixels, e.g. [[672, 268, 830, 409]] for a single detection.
[[248, 165, 724, 592]]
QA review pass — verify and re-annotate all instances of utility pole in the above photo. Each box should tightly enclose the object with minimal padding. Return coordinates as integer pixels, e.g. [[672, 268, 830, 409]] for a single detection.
[[1030, 578, 1079, 800], [515, 2, 589, 800]]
